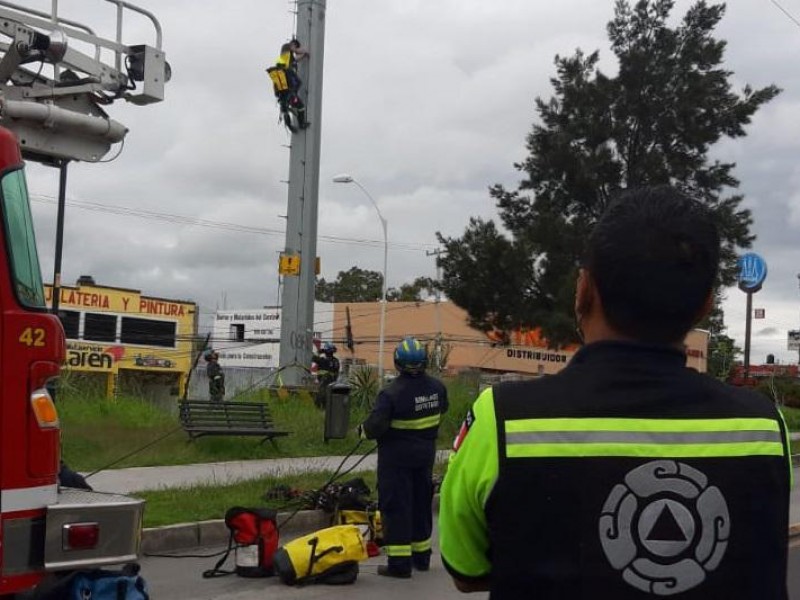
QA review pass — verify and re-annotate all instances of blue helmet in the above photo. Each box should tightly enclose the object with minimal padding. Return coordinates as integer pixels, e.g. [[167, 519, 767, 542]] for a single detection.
[[321, 342, 337, 355], [394, 337, 427, 375]]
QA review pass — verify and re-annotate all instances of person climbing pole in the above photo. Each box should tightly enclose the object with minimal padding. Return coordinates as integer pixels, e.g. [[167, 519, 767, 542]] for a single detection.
[[267, 39, 309, 131]]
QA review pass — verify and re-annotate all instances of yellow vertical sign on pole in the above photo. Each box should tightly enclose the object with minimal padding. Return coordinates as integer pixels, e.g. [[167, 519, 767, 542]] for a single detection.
[[279, 254, 301, 276]]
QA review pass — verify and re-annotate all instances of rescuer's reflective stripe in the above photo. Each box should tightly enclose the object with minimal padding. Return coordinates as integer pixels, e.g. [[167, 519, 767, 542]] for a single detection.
[[390, 414, 441, 430], [411, 538, 432, 552], [0, 483, 58, 513], [385, 544, 412, 557], [776, 408, 795, 487], [276, 51, 292, 68], [505, 418, 785, 458]]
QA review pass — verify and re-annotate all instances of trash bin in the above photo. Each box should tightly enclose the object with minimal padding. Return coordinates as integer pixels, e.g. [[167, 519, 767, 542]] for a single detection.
[[324, 381, 352, 441]]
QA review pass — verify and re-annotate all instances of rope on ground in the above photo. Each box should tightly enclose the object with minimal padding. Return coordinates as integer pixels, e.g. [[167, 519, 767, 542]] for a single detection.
[[84, 425, 183, 480], [276, 439, 377, 532]]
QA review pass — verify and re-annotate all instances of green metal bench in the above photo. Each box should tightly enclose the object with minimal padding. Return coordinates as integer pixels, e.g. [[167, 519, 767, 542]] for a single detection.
[[178, 400, 289, 445]]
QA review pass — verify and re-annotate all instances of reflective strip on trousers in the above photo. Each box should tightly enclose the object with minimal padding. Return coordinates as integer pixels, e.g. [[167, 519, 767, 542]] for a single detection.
[[385, 545, 412, 557], [411, 538, 432, 553], [504, 418, 785, 458], [391, 414, 441, 430]]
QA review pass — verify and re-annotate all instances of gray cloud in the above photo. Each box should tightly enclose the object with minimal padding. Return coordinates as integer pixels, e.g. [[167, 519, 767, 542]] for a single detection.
[[17, 0, 800, 362]]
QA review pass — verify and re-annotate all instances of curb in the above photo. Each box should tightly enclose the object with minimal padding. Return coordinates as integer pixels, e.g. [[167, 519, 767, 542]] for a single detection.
[[791, 523, 800, 540], [142, 510, 331, 555], [142, 496, 448, 555]]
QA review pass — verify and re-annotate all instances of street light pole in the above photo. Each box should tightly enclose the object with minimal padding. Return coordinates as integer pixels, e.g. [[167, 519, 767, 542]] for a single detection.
[[333, 174, 388, 383]]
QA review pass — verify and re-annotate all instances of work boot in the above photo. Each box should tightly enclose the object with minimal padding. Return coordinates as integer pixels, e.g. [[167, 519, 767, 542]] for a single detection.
[[377, 565, 411, 579], [412, 549, 431, 571], [412, 557, 430, 571]]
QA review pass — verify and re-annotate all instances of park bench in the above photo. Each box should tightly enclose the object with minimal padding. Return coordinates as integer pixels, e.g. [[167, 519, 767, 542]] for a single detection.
[[178, 400, 289, 445]]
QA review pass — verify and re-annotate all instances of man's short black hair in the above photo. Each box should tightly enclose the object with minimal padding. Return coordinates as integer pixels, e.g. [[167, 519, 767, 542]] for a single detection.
[[584, 186, 720, 344]]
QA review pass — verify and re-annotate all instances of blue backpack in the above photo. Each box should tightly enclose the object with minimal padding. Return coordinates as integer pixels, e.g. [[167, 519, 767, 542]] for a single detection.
[[33, 564, 148, 600], [69, 568, 149, 600]]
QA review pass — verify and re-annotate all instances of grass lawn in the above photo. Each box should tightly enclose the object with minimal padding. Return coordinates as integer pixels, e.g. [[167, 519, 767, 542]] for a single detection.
[[138, 470, 376, 528], [60, 375, 481, 472], [140, 459, 452, 528], [781, 405, 800, 431]]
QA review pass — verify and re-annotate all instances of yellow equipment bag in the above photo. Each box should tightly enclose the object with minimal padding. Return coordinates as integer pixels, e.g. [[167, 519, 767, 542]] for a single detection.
[[266, 66, 289, 93], [336, 509, 383, 544], [273, 525, 368, 586]]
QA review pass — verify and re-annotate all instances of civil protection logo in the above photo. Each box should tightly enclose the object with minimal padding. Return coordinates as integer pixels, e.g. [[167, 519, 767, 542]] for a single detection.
[[598, 461, 730, 596]]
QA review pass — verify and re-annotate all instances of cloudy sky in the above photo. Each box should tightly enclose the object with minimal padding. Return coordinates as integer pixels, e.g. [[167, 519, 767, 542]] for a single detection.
[[16, 0, 800, 363]]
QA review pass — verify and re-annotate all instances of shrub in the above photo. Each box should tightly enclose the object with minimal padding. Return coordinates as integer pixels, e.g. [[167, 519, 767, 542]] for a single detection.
[[348, 366, 379, 409], [757, 377, 800, 409]]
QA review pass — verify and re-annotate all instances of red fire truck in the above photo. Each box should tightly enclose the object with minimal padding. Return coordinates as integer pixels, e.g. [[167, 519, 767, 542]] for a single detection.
[[0, 127, 144, 595], [0, 1, 169, 593]]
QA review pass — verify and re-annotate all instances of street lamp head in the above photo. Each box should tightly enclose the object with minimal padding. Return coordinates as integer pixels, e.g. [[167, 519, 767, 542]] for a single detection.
[[332, 174, 354, 184]]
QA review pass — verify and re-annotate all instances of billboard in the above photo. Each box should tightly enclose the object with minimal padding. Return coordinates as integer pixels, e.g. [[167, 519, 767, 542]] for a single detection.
[[44, 282, 198, 397], [213, 303, 334, 368], [789, 330, 800, 351], [44, 283, 196, 375]]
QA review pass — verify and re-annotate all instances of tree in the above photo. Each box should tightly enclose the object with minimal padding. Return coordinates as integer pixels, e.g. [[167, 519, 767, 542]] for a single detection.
[[707, 331, 738, 380], [315, 267, 383, 302], [387, 277, 437, 302], [704, 290, 740, 380], [438, 0, 779, 347], [315, 269, 436, 302]]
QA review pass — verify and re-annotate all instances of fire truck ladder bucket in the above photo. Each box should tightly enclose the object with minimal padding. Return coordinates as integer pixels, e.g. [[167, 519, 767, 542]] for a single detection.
[[0, 0, 169, 163]]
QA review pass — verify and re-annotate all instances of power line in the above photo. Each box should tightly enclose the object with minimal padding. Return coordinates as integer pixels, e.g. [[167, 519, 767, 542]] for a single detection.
[[29, 193, 436, 252], [769, 0, 800, 28]]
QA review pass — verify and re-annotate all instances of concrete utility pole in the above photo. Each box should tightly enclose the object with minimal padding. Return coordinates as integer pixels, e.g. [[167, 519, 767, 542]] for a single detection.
[[278, 0, 326, 387]]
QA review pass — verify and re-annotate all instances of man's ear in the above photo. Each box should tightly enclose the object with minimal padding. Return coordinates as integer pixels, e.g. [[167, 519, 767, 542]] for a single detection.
[[695, 291, 715, 324], [575, 269, 594, 316]]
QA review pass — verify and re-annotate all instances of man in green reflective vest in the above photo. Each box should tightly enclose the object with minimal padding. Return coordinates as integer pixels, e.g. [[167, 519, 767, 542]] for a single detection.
[[439, 186, 792, 599]]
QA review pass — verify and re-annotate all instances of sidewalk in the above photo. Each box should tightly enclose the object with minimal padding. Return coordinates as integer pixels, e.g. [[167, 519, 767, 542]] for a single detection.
[[85, 450, 451, 495], [90, 434, 800, 494]]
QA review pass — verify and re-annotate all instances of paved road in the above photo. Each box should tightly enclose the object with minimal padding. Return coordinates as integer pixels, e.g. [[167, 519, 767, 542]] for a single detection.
[[141, 526, 486, 600], [140, 537, 800, 599], [791, 536, 800, 599], [96, 446, 800, 596]]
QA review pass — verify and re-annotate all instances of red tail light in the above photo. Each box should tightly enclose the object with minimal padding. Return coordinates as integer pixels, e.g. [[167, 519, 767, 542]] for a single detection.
[[63, 522, 100, 550]]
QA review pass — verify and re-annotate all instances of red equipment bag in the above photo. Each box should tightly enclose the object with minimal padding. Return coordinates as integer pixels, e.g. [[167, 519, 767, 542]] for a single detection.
[[203, 507, 279, 578]]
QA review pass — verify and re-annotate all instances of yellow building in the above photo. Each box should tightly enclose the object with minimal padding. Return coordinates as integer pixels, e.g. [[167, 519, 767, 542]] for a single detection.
[[45, 278, 197, 398]]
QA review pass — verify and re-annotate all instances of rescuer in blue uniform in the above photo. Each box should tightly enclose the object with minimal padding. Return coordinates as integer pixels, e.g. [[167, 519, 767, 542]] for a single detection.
[[312, 342, 340, 408], [439, 186, 792, 599], [360, 337, 448, 578]]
